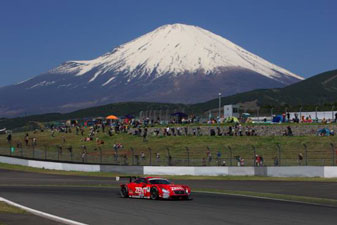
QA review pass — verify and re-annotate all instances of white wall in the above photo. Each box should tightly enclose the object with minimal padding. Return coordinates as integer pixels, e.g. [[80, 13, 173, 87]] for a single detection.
[[1, 156, 337, 177], [0, 156, 28, 166], [27, 160, 100, 172]]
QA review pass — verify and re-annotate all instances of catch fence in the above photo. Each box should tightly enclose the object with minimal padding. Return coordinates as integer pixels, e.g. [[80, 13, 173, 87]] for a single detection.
[[1, 142, 336, 167]]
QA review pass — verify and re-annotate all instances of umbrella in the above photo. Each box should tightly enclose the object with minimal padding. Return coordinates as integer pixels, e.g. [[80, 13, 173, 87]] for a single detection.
[[106, 115, 119, 120]]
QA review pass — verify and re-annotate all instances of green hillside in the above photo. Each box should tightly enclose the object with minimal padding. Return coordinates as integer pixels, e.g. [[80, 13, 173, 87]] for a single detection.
[[194, 69, 337, 111]]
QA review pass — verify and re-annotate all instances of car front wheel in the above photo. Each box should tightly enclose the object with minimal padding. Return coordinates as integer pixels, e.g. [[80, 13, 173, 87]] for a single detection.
[[150, 188, 159, 200]]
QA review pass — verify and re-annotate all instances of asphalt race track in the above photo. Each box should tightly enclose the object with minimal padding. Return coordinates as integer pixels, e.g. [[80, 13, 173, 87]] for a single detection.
[[0, 186, 336, 225], [1, 169, 337, 199]]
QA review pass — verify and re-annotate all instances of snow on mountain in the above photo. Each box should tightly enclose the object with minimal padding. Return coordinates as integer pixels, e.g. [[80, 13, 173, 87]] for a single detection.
[[51, 23, 303, 85]]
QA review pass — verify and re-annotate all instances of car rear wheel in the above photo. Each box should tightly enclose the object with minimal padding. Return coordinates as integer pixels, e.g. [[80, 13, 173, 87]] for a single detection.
[[150, 188, 159, 200], [120, 187, 128, 198]]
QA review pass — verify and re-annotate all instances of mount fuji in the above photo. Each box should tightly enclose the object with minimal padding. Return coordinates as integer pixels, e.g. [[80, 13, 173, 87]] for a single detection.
[[0, 23, 303, 117]]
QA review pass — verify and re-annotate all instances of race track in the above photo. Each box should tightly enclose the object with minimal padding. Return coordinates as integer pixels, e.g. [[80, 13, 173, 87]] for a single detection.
[[0, 186, 336, 225]]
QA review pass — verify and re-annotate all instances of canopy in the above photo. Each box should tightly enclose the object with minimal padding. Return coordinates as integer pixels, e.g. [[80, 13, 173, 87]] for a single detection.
[[106, 115, 119, 120], [317, 128, 331, 136], [224, 116, 239, 123], [272, 115, 283, 123], [123, 114, 135, 119]]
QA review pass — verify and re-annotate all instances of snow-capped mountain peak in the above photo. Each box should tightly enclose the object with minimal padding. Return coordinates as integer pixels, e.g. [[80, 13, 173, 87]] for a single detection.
[[2, 23, 304, 117], [51, 23, 303, 84]]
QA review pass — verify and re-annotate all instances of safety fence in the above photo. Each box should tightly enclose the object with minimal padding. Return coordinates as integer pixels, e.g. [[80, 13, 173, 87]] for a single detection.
[[0, 142, 336, 167]]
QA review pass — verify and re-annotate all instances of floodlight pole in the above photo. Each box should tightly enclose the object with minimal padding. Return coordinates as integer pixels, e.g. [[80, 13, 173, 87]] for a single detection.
[[331, 105, 334, 121], [218, 92, 222, 121]]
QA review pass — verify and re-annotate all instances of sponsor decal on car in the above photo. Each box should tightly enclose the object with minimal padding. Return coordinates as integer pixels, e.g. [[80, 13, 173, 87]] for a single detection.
[[171, 187, 184, 191]]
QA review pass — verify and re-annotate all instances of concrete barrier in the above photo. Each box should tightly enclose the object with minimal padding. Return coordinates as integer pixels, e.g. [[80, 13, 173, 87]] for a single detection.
[[0, 156, 28, 166], [267, 166, 324, 177], [194, 167, 228, 176], [100, 165, 143, 174], [144, 166, 195, 175], [254, 167, 268, 176], [1, 155, 337, 177], [324, 167, 337, 178], [28, 160, 64, 170], [228, 167, 255, 176]]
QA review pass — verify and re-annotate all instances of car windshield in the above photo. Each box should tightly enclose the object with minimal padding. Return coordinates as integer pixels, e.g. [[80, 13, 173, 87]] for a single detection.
[[149, 179, 171, 184]]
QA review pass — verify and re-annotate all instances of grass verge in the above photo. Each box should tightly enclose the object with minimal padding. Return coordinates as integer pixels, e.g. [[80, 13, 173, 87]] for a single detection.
[[0, 201, 26, 214]]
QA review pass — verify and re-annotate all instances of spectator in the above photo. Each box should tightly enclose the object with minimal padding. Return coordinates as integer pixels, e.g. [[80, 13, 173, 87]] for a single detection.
[[81, 150, 87, 163], [240, 158, 245, 166], [32, 137, 37, 147], [141, 152, 145, 161], [24, 133, 29, 146], [216, 151, 221, 166], [143, 128, 148, 142], [260, 155, 264, 166], [255, 155, 260, 167], [156, 152, 160, 161], [287, 126, 293, 136], [221, 159, 227, 166], [7, 133, 12, 145], [298, 153, 303, 165], [216, 127, 222, 136], [235, 156, 241, 166], [274, 156, 279, 166], [202, 158, 206, 166]]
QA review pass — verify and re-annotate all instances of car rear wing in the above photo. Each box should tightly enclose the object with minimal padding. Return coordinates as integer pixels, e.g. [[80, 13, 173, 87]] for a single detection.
[[116, 176, 139, 183]]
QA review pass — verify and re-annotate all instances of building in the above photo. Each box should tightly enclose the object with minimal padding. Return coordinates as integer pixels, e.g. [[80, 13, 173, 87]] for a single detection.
[[224, 104, 240, 118]]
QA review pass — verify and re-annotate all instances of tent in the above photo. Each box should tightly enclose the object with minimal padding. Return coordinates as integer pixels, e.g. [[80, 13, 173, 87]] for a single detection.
[[224, 116, 239, 123], [317, 128, 331, 136], [272, 115, 283, 123], [106, 115, 119, 120], [170, 112, 188, 123], [123, 114, 135, 119], [171, 112, 188, 117]]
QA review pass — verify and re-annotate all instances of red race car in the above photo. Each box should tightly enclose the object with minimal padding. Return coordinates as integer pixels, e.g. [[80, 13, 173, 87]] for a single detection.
[[117, 176, 192, 200]]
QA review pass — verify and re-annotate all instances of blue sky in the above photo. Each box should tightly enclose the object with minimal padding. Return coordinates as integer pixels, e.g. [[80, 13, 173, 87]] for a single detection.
[[0, 0, 336, 86]]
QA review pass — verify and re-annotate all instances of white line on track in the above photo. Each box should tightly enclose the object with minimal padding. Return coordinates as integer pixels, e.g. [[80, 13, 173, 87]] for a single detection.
[[0, 197, 88, 225]]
